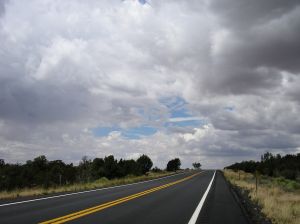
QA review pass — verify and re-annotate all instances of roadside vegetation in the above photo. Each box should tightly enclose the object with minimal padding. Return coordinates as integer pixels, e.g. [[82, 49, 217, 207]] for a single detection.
[[0, 155, 182, 199], [0, 170, 173, 200], [225, 152, 300, 181], [224, 169, 300, 224]]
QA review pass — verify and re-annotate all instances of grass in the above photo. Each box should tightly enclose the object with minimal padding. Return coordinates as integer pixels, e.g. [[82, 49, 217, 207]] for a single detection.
[[0, 171, 174, 200], [224, 169, 300, 224]]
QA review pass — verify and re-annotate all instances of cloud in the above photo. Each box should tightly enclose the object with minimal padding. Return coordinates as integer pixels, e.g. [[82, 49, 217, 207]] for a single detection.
[[204, 0, 300, 95], [208, 0, 299, 30], [0, 0, 300, 168], [0, 0, 8, 17]]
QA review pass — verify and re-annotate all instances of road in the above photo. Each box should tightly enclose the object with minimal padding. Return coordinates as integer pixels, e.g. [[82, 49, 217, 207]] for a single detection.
[[0, 170, 248, 224]]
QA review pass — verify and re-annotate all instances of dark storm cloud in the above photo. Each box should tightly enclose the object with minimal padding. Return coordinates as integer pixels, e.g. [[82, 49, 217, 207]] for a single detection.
[[204, 0, 300, 95], [0, 78, 90, 123], [207, 66, 282, 95], [209, 0, 300, 30]]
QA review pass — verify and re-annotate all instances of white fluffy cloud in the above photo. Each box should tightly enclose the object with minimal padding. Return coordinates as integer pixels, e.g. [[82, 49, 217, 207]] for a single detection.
[[0, 0, 300, 168]]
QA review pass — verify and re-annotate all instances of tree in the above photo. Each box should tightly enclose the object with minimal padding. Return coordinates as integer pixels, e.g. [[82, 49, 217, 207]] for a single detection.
[[166, 158, 181, 171], [117, 159, 140, 177], [0, 159, 4, 167], [48, 160, 66, 185], [32, 155, 49, 187], [78, 156, 92, 182], [32, 155, 48, 170], [137, 154, 153, 174], [103, 155, 118, 179], [91, 158, 105, 179], [192, 162, 201, 169]]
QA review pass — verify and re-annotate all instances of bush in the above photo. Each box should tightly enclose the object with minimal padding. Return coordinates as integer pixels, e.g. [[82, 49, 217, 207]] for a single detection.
[[152, 167, 162, 172], [94, 177, 109, 184], [280, 169, 297, 180]]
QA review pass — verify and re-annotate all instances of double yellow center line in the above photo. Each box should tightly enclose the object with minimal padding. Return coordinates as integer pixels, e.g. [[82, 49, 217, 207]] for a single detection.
[[40, 172, 200, 224]]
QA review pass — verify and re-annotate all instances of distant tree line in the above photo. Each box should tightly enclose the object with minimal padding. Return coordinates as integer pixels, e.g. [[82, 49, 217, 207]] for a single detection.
[[225, 152, 300, 180], [0, 155, 182, 191]]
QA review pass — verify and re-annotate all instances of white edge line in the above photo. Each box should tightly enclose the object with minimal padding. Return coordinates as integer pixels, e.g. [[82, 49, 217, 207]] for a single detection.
[[188, 170, 216, 224], [0, 171, 189, 207]]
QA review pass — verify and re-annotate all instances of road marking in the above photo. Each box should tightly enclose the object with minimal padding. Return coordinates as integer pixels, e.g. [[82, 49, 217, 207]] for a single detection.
[[0, 172, 187, 207], [188, 170, 216, 224], [40, 172, 201, 224]]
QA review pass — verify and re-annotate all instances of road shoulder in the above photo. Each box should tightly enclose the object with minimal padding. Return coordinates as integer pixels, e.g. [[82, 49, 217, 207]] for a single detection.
[[225, 175, 272, 224]]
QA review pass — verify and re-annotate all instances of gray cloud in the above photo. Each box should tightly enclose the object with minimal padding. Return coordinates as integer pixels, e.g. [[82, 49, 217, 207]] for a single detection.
[[0, 0, 8, 17], [209, 0, 300, 30], [203, 0, 300, 95]]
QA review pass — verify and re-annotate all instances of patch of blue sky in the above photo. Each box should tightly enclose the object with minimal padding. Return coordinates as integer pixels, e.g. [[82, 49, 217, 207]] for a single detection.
[[160, 96, 191, 116], [94, 96, 203, 138], [122, 126, 157, 139], [136, 107, 163, 123], [138, 0, 147, 4], [160, 96, 203, 127], [170, 106, 191, 118], [92, 125, 157, 139], [165, 119, 206, 128], [160, 96, 186, 111]]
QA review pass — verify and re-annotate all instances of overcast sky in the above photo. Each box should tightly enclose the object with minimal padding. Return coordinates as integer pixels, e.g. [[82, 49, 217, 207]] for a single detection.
[[0, 0, 300, 168]]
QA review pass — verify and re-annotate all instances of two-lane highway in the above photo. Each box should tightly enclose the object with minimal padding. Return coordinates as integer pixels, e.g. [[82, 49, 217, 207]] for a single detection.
[[0, 170, 248, 223]]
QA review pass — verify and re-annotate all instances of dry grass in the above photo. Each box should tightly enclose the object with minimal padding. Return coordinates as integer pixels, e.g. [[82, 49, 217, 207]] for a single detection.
[[224, 169, 300, 224], [0, 171, 174, 200]]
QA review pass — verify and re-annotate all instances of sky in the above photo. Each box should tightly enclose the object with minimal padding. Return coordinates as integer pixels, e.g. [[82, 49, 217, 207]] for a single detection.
[[0, 0, 300, 169]]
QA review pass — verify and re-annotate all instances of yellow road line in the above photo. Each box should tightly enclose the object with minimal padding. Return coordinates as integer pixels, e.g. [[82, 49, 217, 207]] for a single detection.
[[40, 172, 200, 224]]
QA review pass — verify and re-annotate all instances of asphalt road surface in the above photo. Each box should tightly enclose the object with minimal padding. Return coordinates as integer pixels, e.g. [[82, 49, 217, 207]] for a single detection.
[[0, 170, 249, 224]]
